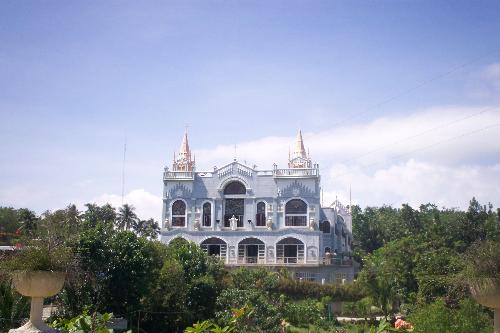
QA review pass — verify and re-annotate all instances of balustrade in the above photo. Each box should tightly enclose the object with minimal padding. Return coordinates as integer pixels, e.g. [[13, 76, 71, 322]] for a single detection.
[[273, 168, 319, 177], [163, 171, 194, 180]]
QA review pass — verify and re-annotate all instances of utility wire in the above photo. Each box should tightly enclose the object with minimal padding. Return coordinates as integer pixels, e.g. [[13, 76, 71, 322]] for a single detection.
[[332, 120, 500, 179], [329, 47, 500, 128], [341, 104, 500, 165]]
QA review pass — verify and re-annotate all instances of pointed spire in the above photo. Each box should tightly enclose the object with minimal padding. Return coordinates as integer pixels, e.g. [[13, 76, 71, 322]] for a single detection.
[[179, 129, 191, 158], [288, 129, 312, 168], [294, 129, 307, 159], [172, 129, 195, 171]]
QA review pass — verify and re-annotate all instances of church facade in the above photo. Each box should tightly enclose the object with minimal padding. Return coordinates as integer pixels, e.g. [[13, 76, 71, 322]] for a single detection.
[[160, 130, 355, 283]]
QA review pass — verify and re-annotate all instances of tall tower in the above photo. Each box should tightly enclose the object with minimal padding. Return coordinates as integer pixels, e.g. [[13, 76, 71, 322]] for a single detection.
[[172, 130, 195, 171], [288, 129, 312, 168]]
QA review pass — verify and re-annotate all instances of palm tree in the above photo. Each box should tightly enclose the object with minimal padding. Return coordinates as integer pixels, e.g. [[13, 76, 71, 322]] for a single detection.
[[116, 204, 138, 231], [17, 209, 38, 237], [133, 218, 160, 239]]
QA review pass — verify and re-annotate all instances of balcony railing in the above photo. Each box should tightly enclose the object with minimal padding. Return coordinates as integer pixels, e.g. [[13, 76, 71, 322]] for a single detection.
[[237, 256, 261, 264], [276, 257, 305, 264], [163, 171, 194, 180], [221, 256, 353, 266], [322, 257, 353, 266], [273, 168, 319, 178]]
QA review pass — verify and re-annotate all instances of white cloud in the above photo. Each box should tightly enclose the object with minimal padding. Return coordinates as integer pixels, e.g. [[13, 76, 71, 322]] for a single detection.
[[469, 62, 500, 99], [193, 105, 500, 209], [87, 189, 162, 220], [483, 62, 500, 79], [326, 160, 500, 209]]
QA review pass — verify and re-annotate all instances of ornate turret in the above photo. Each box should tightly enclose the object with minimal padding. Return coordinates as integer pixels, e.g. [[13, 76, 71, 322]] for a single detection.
[[288, 129, 312, 168], [172, 130, 195, 171]]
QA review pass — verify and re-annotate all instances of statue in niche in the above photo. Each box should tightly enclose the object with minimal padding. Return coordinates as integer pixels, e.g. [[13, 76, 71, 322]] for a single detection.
[[266, 216, 273, 230], [193, 218, 201, 231], [309, 217, 317, 230], [229, 215, 238, 231]]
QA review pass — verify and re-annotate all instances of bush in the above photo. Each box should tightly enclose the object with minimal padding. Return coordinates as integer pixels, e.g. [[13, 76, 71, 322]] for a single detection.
[[408, 298, 492, 333], [283, 299, 323, 327], [0, 277, 30, 333]]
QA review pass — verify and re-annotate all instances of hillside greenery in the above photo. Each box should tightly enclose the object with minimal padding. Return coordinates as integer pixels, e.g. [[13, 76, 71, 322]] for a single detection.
[[0, 197, 497, 332]]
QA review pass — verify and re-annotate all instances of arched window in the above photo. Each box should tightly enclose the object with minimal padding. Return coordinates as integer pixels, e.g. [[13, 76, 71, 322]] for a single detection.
[[320, 221, 331, 233], [276, 237, 305, 264], [285, 199, 307, 226], [201, 237, 227, 258], [224, 199, 244, 228], [202, 202, 211, 227], [224, 181, 246, 195], [172, 200, 186, 227], [255, 202, 266, 227]]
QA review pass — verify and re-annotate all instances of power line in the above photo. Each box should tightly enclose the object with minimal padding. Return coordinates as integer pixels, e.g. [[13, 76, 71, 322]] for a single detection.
[[332, 120, 500, 179], [329, 47, 500, 128], [341, 104, 500, 165]]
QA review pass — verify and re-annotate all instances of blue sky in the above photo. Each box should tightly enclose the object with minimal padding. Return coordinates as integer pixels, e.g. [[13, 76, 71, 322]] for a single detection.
[[1, 1, 500, 219]]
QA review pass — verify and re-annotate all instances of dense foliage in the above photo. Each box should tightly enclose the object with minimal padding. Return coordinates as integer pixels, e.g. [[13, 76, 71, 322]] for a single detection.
[[352, 198, 498, 330], [0, 274, 30, 333], [0, 196, 497, 332]]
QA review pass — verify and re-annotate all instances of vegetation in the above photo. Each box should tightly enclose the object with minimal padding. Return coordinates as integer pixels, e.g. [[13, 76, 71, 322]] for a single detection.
[[0, 196, 497, 332], [52, 311, 116, 333], [0, 274, 30, 333]]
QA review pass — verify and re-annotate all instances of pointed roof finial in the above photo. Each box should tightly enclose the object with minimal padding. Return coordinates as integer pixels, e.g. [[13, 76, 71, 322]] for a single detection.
[[172, 127, 195, 171], [179, 127, 190, 156], [295, 129, 307, 158]]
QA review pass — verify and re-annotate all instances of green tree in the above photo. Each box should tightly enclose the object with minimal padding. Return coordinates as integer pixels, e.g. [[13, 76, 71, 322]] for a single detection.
[[133, 218, 160, 239], [116, 204, 138, 231], [409, 298, 492, 333], [141, 239, 225, 332], [0, 207, 21, 246], [82, 204, 116, 230], [17, 208, 38, 237], [358, 251, 398, 318]]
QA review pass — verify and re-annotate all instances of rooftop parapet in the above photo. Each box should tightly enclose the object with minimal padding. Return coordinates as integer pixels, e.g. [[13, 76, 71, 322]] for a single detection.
[[273, 165, 319, 178], [163, 170, 194, 180]]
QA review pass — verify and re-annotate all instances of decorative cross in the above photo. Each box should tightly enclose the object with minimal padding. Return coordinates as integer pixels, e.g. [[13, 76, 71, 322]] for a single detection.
[[229, 215, 238, 230]]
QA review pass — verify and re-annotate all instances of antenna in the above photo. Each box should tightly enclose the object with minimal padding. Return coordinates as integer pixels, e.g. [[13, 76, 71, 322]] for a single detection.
[[349, 185, 352, 213], [121, 136, 127, 205]]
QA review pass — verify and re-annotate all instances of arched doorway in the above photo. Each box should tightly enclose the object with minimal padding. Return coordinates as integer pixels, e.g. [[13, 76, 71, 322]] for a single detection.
[[201, 237, 227, 260], [238, 237, 265, 264], [276, 237, 305, 264]]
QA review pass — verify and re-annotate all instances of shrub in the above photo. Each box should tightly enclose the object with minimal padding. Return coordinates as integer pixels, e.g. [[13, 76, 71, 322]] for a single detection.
[[283, 299, 322, 327], [408, 298, 492, 333]]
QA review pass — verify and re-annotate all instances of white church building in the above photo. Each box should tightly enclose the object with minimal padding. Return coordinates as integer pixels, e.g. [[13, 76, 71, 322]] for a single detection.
[[160, 130, 355, 283]]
